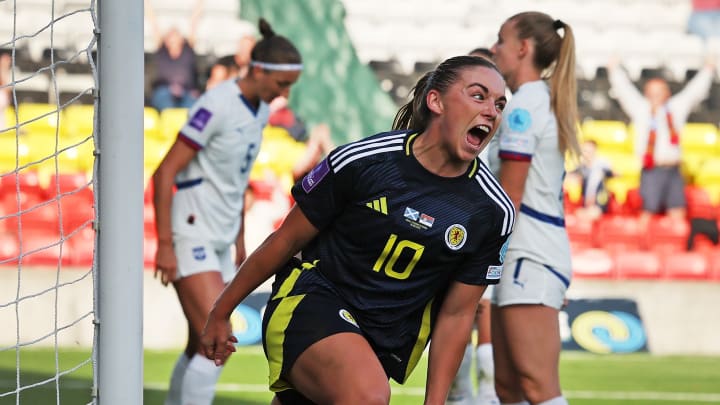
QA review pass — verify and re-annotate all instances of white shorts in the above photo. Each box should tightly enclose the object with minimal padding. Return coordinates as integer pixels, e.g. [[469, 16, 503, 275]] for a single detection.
[[491, 257, 570, 310], [174, 238, 236, 283], [481, 284, 494, 300]]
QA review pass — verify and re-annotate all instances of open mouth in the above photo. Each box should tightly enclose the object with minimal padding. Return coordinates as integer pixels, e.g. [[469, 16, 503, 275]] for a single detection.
[[468, 124, 491, 146]]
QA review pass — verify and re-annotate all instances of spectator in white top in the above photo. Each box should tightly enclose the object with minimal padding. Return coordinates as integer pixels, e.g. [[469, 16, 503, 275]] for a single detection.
[[608, 57, 715, 228]]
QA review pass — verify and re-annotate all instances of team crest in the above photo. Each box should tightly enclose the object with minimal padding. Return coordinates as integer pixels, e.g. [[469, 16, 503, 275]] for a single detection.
[[338, 309, 359, 328], [445, 224, 467, 250], [192, 246, 206, 261]]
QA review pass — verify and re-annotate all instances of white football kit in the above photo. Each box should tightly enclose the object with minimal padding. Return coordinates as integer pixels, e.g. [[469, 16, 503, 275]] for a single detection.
[[488, 80, 571, 309], [172, 79, 269, 282]]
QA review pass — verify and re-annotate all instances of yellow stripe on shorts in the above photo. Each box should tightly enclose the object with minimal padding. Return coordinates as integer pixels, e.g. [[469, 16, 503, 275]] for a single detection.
[[403, 297, 434, 382], [267, 294, 305, 392]]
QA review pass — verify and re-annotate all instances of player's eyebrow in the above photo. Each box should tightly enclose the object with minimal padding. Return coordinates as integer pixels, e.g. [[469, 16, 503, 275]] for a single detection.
[[469, 82, 506, 102]]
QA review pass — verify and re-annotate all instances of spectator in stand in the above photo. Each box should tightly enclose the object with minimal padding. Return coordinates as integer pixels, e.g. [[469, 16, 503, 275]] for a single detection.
[[687, 0, 720, 41], [145, 0, 203, 111], [608, 56, 715, 229], [205, 54, 239, 91], [568, 139, 614, 221], [235, 34, 258, 79]]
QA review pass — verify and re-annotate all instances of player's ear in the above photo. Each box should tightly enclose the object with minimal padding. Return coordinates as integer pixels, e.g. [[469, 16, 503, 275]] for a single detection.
[[426, 89, 443, 114]]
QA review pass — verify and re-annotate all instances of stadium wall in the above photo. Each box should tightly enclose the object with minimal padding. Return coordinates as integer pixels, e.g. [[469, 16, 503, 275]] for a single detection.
[[0, 269, 718, 355]]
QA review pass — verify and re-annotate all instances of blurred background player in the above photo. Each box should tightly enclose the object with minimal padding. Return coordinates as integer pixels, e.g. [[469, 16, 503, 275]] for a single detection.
[[152, 18, 302, 405], [145, 0, 203, 111], [447, 47, 502, 405], [488, 11, 579, 405], [607, 56, 715, 231], [200, 55, 512, 405]]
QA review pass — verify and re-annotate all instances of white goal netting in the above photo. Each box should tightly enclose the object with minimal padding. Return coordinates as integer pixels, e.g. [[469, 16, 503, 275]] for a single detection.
[[0, 0, 98, 403]]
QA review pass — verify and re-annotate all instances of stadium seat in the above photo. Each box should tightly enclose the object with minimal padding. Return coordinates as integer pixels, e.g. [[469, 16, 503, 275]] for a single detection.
[[663, 251, 709, 280], [144, 107, 161, 139], [680, 123, 718, 157], [67, 225, 95, 267], [594, 215, 644, 252], [158, 107, 188, 141], [571, 248, 615, 279], [565, 212, 595, 250], [614, 250, 663, 279], [16, 228, 72, 267], [581, 120, 632, 154], [645, 216, 690, 253], [144, 231, 157, 268], [17, 103, 61, 136], [0, 232, 19, 264], [62, 104, 95, 140]]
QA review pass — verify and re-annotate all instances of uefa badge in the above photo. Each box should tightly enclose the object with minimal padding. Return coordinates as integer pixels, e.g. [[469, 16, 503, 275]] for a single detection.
[[445, 224, 467, 250]]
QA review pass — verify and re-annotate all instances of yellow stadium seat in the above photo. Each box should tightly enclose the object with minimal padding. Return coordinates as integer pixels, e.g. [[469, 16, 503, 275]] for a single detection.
[[62, 104, 95, 140], [144, 107, 161, 139], [601, 152, 641, 183], [17, 103, 61, 136], [680, 122, 718, 156], [144, 136, 172, 174], [695, 158, 720, 187], [681, 152, 708, 183], [159, 108, 188, 141], [606, 177, 638, 205], [581, 120, 632, 154], [2, 107, 17, 133], [0, 134, 30, 174]]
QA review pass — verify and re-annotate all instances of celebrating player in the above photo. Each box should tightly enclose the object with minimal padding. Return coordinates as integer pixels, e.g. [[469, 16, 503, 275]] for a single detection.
[[200, 55, 514, 405]]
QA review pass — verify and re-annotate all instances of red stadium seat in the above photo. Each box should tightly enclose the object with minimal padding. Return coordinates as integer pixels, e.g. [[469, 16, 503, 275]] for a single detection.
[[565, 213, 595, 250], [0, 232, 19, 265], [67, 225, 95, 267], [614, 250, 663, 279], [144, 232, 157, 269], [663, 251, 709, 280], [645, 216, 690, 253], [572, 248, 615, 279], [16, 229, 72, 266], [594, 215, 644, 252]]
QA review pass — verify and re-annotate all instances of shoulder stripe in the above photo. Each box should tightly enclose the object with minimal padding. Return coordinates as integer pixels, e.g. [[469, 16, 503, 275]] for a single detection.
[[330, 134, 405, 172], [332, 145, 404, 173], [476, 164, 516, 236]]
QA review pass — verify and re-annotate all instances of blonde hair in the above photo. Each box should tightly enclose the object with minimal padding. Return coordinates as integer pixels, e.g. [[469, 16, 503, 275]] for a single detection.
[[510, 12, 580, 158]]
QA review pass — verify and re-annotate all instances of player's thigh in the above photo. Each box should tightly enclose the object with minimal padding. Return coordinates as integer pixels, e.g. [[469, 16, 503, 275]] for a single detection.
[[290, 332, 390, 405], [498, 304, 561, 383]]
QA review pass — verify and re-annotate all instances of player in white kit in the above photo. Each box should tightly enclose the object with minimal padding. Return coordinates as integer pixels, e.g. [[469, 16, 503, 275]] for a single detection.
[[152, 18, 302, 405], [488, 12, 580, 405]]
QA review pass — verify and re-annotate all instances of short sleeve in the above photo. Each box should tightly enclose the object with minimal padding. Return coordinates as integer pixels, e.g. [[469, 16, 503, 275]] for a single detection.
[[178, 97, 221, 150], [291, 155, 354, 230], [454, 231, 510, 285], [498, 105, 538, 162]]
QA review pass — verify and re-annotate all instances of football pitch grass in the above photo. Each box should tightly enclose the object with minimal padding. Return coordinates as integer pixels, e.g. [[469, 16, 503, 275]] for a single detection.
[[1, 346, 719, 404]]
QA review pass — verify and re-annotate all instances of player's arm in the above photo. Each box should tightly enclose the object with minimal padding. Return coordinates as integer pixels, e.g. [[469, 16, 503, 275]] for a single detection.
[[201, 204, 319, 365], [425, 281, 487, 405], [152, 140, 198, 285], [499, 159, 530, 211]]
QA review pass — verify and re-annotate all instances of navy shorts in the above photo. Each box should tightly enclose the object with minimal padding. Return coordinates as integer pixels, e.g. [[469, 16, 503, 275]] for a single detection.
[[262, 258, 432, 403], [639, 166, 686, 213]]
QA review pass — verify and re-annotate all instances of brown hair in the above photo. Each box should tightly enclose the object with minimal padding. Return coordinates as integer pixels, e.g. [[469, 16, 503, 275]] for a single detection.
[[249, 18, 302, 68], [393, 55, 500, 132], [509, 11, 579, 157]]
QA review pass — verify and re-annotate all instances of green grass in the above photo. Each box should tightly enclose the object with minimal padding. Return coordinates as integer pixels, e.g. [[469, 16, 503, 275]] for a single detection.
[[1, 347, 719, 404]]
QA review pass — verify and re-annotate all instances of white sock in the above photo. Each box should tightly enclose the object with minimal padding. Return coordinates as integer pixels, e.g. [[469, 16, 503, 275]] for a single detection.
[[537, 396, 569, 405], [447, 343, 474, 402], [165, 353, 190, 405], [181, 354, 224, 405], [476, 343, 497, 398]]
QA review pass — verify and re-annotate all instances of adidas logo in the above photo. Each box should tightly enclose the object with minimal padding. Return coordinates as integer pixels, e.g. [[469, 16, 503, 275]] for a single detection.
[[366, 197, 388, 215]]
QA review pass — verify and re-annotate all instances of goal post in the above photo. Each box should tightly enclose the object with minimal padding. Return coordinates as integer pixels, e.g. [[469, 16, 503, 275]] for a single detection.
[[96, 0, 144, 403]]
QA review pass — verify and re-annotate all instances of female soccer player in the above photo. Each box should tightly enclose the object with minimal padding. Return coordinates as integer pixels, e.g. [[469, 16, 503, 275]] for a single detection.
[[201, 55, 514, 405], [152, 18, 302, 405], [488, 11, 580, 405]]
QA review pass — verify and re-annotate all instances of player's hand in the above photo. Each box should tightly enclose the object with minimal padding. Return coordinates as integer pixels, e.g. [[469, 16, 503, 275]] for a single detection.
[[154, 241, 178, 286], [201, 309, 237, 366]]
